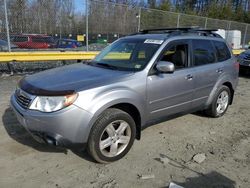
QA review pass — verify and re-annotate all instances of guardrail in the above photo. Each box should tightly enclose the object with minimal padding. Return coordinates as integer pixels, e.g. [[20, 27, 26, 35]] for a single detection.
[[232, 49, 245, 55], [0, 51, 99, 62], [0, 49, 245, 63]]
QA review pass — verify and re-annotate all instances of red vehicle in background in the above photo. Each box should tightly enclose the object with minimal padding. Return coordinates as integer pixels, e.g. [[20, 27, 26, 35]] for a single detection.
[[11, 34, 55, 49]]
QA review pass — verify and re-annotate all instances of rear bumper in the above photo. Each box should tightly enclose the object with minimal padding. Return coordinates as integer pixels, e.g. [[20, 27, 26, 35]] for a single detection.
[[10, 94, 93, 149]]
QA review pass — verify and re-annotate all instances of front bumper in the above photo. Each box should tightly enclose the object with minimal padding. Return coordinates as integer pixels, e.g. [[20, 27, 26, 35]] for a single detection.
[[10, 94, 93, 148]]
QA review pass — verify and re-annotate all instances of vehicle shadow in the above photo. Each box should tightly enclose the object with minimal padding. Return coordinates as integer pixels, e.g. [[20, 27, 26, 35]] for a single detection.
[[2, 107, 67, 153], [2, 107, 95, 162], [166, 171, 236, 188], [155, 154, 236, 188]]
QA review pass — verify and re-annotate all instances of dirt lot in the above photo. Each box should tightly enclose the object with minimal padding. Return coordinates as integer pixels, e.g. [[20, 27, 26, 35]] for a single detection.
[[0, 74, 249, 188]]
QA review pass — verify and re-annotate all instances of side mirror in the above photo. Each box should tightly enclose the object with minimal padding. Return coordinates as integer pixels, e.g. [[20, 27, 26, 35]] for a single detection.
[[156, 61, 175, 73]]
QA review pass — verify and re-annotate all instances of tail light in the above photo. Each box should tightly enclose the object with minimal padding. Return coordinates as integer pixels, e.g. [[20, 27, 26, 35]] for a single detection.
[[73, 44, 77, 48], [234, 60, 239, 70]]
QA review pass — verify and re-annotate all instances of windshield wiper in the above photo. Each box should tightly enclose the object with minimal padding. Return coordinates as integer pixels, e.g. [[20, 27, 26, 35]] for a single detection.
[[95, 62, 118, 70]]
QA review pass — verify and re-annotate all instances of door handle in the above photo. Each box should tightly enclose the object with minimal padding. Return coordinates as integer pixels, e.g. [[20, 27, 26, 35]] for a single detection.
[[216, 68, 223, 73], [185, 74, 193, 81]]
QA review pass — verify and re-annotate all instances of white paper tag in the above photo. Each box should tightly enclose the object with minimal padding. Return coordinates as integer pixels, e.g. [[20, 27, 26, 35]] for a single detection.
[[144, 39, 164, 45], [135, 64, 142, 69]]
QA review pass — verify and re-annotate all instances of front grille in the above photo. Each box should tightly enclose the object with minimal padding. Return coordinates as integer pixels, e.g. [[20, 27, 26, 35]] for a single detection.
[[15, 89, 32, 109]]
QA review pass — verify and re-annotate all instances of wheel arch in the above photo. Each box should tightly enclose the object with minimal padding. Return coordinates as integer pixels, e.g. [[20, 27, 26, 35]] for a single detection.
[[86, 99, 145, 143], [206, 78, 235, 107], [110, 103, 142, 140], [222, 81, 234, 105]]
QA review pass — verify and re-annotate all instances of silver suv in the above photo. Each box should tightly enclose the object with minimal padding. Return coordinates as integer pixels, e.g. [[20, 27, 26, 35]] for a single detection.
[[10, 28, 239, 163]]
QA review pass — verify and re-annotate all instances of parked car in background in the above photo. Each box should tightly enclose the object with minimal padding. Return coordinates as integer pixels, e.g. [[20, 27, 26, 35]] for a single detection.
[[56, 39, 82, 48], [238, 50, 250, 73], [0, 39, 18, 51], [11, 34, 55, 49]]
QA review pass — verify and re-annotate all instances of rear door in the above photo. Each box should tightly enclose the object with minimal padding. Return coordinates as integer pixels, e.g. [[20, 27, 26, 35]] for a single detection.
[[31, 37, 48, 49], [191, 39, 224, 108]]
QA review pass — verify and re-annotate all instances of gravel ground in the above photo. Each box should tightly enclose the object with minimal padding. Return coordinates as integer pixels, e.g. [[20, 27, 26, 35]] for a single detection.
[[0, 73, 249, 188]]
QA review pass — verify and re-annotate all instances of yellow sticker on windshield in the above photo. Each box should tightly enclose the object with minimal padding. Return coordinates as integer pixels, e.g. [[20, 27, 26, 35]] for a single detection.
[[144, 39, 164, 45]]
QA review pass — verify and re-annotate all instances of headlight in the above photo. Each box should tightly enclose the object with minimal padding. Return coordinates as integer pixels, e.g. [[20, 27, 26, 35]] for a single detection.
[[29, 93, 78, 112]]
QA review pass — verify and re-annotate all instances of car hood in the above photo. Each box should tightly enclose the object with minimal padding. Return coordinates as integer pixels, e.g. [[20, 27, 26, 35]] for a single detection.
[[19, 63, 134, 96]]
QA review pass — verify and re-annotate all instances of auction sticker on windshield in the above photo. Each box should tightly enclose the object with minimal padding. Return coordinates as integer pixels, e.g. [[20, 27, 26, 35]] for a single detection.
[[144, 39, 164, 44]]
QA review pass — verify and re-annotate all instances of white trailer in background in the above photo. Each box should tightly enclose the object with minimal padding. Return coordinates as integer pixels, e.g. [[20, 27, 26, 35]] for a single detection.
[[215, 29, 242, 49], [226, 30, 241, 49]]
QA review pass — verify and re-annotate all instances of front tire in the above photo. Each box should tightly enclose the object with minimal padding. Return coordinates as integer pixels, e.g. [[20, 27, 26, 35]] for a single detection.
[[205, 85, 231, 118], [88, 108, 136, 163]]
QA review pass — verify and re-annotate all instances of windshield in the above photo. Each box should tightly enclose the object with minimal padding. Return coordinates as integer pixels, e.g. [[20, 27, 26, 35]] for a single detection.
[[92, 38, 163, 71]]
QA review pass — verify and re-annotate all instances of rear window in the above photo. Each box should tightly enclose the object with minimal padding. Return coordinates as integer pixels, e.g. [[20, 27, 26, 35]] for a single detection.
[[13, 36, 28, 42], [213, 41, 231, 62], [192, 40, 216, 66]]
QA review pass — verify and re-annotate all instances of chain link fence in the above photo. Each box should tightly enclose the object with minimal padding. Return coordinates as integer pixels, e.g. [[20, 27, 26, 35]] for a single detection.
[[0, 0, 250, 52]]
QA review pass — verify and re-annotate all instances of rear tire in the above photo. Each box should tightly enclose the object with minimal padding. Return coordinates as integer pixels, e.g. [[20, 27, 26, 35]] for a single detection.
[[88, 108, 136, 163], [205, 85, 231, 118]]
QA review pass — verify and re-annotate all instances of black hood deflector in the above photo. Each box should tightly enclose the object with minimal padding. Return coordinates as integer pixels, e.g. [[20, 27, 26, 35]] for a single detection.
[[19, 78, 75, 96]]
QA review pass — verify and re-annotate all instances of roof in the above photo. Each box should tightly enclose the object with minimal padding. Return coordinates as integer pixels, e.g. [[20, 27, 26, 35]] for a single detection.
[[12, 34, 52, 38], [58, 39, 78, 42], [125, 33, 169, 40]]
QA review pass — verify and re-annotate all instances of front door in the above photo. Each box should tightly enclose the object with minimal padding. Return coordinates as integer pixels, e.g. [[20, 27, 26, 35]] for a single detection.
[[147, 40, 195, 120]]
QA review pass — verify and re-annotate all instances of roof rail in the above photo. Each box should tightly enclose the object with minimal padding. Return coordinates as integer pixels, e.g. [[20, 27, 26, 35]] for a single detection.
[[140, 27, 193, 33], [137, 27, 221, 38]]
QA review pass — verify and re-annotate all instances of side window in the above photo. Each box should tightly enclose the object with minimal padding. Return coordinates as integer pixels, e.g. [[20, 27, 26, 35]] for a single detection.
[[13, 36, 28, 42], [193, 40, 216, 66], [160, 43, 188, 69], [213, 41, 231, 62], [61, 41, 67, 45]]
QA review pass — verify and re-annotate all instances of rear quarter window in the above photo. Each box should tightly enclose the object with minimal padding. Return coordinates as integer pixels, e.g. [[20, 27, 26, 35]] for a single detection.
[[213, 41, 231, 62]]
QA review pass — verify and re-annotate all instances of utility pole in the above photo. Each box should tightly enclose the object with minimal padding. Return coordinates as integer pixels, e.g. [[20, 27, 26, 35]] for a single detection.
[[204, 18, 208, 29], [86, 0, 89, 51], [177, 14, 180, 28], [4, 0, 11, 52], [137, 8, 141, 32], [243, 24, 248, 47]]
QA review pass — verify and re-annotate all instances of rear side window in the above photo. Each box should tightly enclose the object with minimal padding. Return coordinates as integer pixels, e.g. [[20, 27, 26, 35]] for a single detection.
[[192, 40, 216, 66], [213, 41, 231, 62]]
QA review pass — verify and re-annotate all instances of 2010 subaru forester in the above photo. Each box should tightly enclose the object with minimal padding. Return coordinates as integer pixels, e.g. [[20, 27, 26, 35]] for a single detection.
[[10, 28, 239, 163]]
